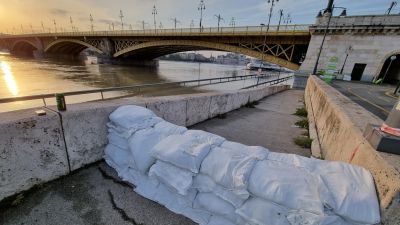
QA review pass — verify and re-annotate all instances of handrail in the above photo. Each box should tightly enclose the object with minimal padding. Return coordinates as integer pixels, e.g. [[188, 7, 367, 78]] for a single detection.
[[0, 24, 312, 38], [0, 74, 281, 105], [241, 75, 293, 89]]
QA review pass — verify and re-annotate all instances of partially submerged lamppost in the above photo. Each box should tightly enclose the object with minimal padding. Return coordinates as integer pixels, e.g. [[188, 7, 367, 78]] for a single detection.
[[312, 0, 347, 75]]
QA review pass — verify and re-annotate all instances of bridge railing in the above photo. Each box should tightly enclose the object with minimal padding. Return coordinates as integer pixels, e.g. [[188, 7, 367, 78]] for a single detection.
[[0, 74, 293, 109], [0, 25, 311, 37]]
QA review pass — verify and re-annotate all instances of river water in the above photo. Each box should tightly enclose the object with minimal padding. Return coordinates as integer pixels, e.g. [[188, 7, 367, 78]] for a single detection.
[[0, 53, 292, 112]]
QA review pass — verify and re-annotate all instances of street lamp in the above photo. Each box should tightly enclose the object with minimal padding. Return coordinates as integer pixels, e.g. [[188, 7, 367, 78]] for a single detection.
[[312, 3, 347, 75], [340, 46, 353, 74], [53, 19, 57, 33], [198, 0, 206, 31], [277, 9, 284, 31], [229, 17, 236, 28], [120, 10, 124, 30], [260, 0, 279, 69], [70, 16, 74, 32], [284, 13, 292, 30], [214, 14, 224, 32], [170, 17, 180, 29], [152, 5, 158, 30], [89, 14, 94, 32]]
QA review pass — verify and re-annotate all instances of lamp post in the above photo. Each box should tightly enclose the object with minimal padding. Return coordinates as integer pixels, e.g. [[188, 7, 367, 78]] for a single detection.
[[214, 14, 224, 32], [120, 10, 124, 30], [41, 21, 45, 33], [170, 17, 180, 29], [152, 5, 158, 30], [260, 0, 279, 70], [70, 16, 74, 32], [198, 0, 206, 31], [229, 17, 236, 28], [312, 2, 347, 75], [89, 14, 94, 32], [53, 19, 57, 33], [277, 9, 283, 31], [284, 13, 291, 30], [340, 46, 352, 74]]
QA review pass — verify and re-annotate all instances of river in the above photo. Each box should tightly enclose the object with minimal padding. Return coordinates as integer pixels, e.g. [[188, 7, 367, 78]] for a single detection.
[[0, 53, 292, 112]]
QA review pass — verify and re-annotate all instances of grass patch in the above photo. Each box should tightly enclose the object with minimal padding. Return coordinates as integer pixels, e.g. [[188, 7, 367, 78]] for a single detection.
[[294, 136, 313, 149], [295, 118, 309, 130], [294, 107, 308, 117]]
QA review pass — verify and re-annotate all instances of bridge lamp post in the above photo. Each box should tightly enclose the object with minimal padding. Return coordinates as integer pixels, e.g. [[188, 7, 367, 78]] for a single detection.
[[277, 9, 283, 31], [229, 17, 236, 28], [190, 19, 195, 32], [89, 14, 94, 32], [41, 21, 45, 33], [259, 0, 278, 71], [283, 14, 291, 30], [339, 46, 352, 75], [214, 14, 224, 32], [198, 0, 206, 31], [120, 10, 124, 30], [152, 5, 158, 31], [312, 5, 347, 75], [70, 16, 74, 32], [53, 19, 57, 33]]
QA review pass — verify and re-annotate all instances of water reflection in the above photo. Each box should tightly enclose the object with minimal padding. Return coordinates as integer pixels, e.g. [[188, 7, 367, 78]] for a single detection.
[[1, 61, 19, 96]]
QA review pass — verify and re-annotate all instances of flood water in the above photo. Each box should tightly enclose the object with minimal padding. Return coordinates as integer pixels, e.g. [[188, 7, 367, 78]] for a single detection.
[[0, 53, 292, 112]]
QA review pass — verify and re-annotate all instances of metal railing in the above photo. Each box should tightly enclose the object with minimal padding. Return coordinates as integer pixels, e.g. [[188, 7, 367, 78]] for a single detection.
[[0, 74, 291, 107], [241, 75, 293, 89], [0, 25, 311, 38]]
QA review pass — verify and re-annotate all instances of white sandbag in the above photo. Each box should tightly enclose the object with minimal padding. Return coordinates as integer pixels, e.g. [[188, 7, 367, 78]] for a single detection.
[[121, 167, 156, 188], [194, 192, 244, 225], [206, 216, 238, 225], [107, 116, 162, 139], [184, 130, 226, 146], [149, 160, 194, 196], [154, 120, 187, 134], [286, 211, 355, 225], [152, 134, 213, 173], [192, 174, 248, 208], [269, 152, 380, 224], [248, 160, 324, 214], [107, 130, 129, 149], [221, 141, 270, 156], [104, 144, 135, 174], [109, 105, 156, 129], [316, 162, 380, 225], [200, 146, 266, 191], [236, 197, 291, 225]]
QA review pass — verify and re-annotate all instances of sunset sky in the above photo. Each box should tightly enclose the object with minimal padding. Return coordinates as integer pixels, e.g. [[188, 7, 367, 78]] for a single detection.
[[0, 0, 397, 33]]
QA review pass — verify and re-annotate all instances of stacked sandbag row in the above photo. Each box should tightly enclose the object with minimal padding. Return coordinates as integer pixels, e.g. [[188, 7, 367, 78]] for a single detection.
[[104, 105, 381, 225]]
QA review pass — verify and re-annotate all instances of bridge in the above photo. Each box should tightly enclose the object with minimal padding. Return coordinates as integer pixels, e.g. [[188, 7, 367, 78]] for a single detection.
[[0, 25, 311, 70]]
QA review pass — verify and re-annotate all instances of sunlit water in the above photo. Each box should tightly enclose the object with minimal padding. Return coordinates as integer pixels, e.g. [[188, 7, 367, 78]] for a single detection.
[[0, 54, 292, 112]]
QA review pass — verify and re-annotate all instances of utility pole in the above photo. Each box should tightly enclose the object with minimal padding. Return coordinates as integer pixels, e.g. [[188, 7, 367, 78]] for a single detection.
[[170, 17, 180, 29], [214, 14, 224, 31], [89, 14, 94, 32], [53, 19, 57, 33], [152, 5, 158, 30], [229, 17, 236, 28], [277, 9, 284, 31], [119, 10, 124, 30], [198, 0, 206, 31]]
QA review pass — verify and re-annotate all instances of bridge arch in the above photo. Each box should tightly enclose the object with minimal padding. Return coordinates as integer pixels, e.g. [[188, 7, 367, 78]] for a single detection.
[[44, 39, 103, 55], [113, 40, 300, 70], [375, 49, 400, 84], [10, 40, 38, 53]]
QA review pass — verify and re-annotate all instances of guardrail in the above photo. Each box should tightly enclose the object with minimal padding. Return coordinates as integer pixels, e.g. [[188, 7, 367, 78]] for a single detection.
[[0, 25, 311, 37], [241, 75, 293, 89], [0, 74, 291, 107]]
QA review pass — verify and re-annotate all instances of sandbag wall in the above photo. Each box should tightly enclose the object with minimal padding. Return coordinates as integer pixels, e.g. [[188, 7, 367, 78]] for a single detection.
[[105, 105, 381, 225]]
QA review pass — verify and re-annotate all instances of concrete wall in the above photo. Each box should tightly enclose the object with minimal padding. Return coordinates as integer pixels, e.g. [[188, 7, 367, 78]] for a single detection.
[[0, 85, 289, 202], [305, 76, 400, 223]]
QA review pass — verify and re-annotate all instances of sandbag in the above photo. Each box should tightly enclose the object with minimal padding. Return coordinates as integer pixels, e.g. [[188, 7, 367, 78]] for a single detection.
[[149, 160, 194, 196], [152, 133, 212, 173], [192, 174, 248, 208], [128, 125, 184, 173], [109, 105, 157, 130], [107, 129, 129, 149], [200, 146, 266, 191], [248, 160, 324, 214], [194, 192, 244, 225], [184, 130, 226, 147], [206, 216, 238, 225], [104, 143, 135, 173]]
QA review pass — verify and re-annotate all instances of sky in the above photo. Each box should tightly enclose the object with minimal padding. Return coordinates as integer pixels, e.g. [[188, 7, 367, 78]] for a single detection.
[[0, 0, 398, 33]]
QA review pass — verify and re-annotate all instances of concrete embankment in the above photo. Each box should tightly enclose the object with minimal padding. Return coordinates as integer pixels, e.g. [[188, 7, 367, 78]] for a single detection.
[[305, 75, 400, 223], [0, 85, 289, 202]]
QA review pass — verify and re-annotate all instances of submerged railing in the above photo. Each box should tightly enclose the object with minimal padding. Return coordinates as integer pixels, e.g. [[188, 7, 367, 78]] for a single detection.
[[0, 74, 293, 107]]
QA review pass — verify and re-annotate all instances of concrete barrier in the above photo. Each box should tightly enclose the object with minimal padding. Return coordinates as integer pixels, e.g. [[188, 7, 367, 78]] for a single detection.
[[0, 85, 289, 202], [305, 76, 400, 223], [0, 108, 69, 200]]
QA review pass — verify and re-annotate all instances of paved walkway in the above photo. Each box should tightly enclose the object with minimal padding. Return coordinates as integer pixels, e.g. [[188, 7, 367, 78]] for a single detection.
[[0, 89, 309, 225]]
